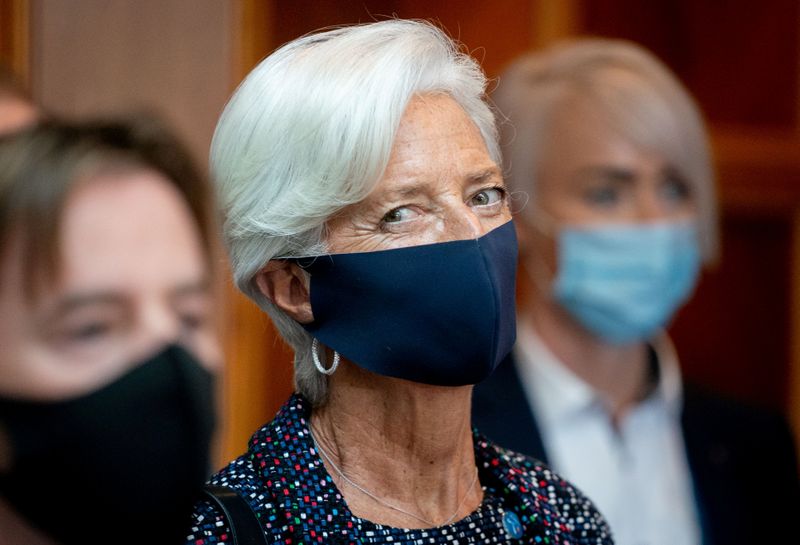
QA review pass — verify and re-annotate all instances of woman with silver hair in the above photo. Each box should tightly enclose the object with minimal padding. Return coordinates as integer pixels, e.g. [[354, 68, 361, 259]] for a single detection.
[[189, 20, 613, 544], [473, 39, 800, 545]]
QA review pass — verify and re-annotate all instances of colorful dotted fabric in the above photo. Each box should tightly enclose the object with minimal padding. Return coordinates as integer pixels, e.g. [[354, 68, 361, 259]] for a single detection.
[[186, 394, 613, 544]]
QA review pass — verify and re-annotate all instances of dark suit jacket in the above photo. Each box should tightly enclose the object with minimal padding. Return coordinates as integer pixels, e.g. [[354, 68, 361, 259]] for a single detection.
[[472, 354, 800, 545]]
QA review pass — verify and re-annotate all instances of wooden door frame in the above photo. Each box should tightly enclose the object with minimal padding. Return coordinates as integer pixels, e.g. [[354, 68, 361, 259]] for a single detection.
[[0, 0, 30, 83]]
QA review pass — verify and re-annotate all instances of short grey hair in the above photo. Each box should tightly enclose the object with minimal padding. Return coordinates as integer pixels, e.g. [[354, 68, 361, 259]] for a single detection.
[[210, 19, 499, 405], [493, 38, 718, 262]]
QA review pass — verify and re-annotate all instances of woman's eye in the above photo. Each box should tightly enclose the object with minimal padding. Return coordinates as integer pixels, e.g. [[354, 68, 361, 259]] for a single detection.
[[65, 321, 113, 343], [179, 312, 207, 333], [381, 206, 417, 224], [45, 303, 128, 352], [584, 185, 619, 206], [661, 173, 691, 203], [470, 187, 506, 207]]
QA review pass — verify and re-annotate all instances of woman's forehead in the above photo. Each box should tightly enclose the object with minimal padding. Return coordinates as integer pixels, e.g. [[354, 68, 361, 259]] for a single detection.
[[546, 89, 688, 173], [361, 97, 496, 197]]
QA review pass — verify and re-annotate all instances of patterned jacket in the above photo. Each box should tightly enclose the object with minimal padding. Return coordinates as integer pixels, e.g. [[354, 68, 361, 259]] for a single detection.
[[187, 394, 613, 544]]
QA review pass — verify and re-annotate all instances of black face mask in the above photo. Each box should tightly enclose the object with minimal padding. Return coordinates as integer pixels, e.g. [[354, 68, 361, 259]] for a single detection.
[[0, 345, 216, 544]]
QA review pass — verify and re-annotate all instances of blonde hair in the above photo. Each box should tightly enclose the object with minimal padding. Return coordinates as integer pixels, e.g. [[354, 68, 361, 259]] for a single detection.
[[494, 38, 718, 262]]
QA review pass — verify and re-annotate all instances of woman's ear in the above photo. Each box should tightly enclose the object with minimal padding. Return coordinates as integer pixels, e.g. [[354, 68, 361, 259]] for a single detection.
[[254, 261, 314, 323]]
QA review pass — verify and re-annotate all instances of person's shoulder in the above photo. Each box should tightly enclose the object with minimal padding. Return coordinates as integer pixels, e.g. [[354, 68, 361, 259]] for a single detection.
[[681, 383, 800, 540], [479, 437, 614, 544], [186, 496, 230, 543], [186, 409, 294, 544], [185, 451, 265, 543], [507, 450, 614, 544]]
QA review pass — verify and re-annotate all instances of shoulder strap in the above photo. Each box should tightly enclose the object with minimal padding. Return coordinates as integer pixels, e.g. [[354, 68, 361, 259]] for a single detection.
[[203, 484, 269, 545]]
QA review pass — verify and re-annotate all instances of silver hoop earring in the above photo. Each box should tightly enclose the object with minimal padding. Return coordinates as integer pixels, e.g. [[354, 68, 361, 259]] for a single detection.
[[312, 338, 340, 375]]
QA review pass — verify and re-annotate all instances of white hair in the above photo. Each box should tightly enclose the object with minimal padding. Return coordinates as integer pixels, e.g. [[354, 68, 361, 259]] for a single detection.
[[493, 38, 718, 262], [211, 19, 498, 405]]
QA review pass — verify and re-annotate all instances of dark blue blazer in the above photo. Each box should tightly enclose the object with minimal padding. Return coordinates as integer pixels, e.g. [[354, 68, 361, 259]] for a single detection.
[[473, 354, 800, 545]]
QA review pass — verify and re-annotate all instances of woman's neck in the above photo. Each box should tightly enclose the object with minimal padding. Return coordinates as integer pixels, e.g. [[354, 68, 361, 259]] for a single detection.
[[527, 295, 651, 425], [310, 362, 482, 528]]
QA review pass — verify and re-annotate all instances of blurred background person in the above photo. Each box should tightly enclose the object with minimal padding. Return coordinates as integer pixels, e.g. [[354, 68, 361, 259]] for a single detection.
[[473, 39, 800, 545], [0, 118, 221, 544], [0, 66, 38, 135]]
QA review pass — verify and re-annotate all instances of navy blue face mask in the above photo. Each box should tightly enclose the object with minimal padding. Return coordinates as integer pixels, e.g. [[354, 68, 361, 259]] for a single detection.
[[0, 345, 215, 544], [295, 220, 518, 386]]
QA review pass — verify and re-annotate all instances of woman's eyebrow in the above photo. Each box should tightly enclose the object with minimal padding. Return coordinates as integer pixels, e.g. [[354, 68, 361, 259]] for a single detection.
[[373, 165, 503, 205], [578, 166, 637, 184], [466, 166, 503, 184], [169, 279, 212, 300], [44, 292, 126, 319], [376, 179, 428, 201]]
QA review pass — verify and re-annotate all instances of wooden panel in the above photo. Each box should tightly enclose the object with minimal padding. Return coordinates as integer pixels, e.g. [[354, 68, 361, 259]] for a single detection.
[[272, 0, 533, 78], [219, 0, 292, 461], [220, 281, 294, 459], [790, 213, 800, 441], [671, 132, 800, 413], [788, 212, 800, 438], [713, 129, 800, 215], [579, 0, 800, 130], [670, 215, 792, 411], [0, 0, 29, 82], [235, 0, 273, 76], [529, 0, 581, 49], [394, 0, 533, 78]]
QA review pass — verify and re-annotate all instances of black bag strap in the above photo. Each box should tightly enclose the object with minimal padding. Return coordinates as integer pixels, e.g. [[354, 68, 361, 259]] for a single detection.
[[203, 485, 269, 545]]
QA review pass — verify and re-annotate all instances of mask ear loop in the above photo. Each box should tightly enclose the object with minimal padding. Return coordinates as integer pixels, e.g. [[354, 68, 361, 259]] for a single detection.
[[312, 338, 340, 375]]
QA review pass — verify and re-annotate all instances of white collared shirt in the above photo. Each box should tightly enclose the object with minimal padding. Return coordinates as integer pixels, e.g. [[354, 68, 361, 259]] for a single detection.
[[515, 322, 702, 545]]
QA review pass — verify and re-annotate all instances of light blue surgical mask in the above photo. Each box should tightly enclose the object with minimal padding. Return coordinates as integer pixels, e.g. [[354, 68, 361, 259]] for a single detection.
[[552, 220, 701, 344]]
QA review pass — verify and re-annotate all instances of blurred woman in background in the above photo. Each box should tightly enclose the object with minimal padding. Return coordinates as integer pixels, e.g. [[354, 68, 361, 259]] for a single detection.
[[0, 118, 221, 544], [473, 38, 800, 545]]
